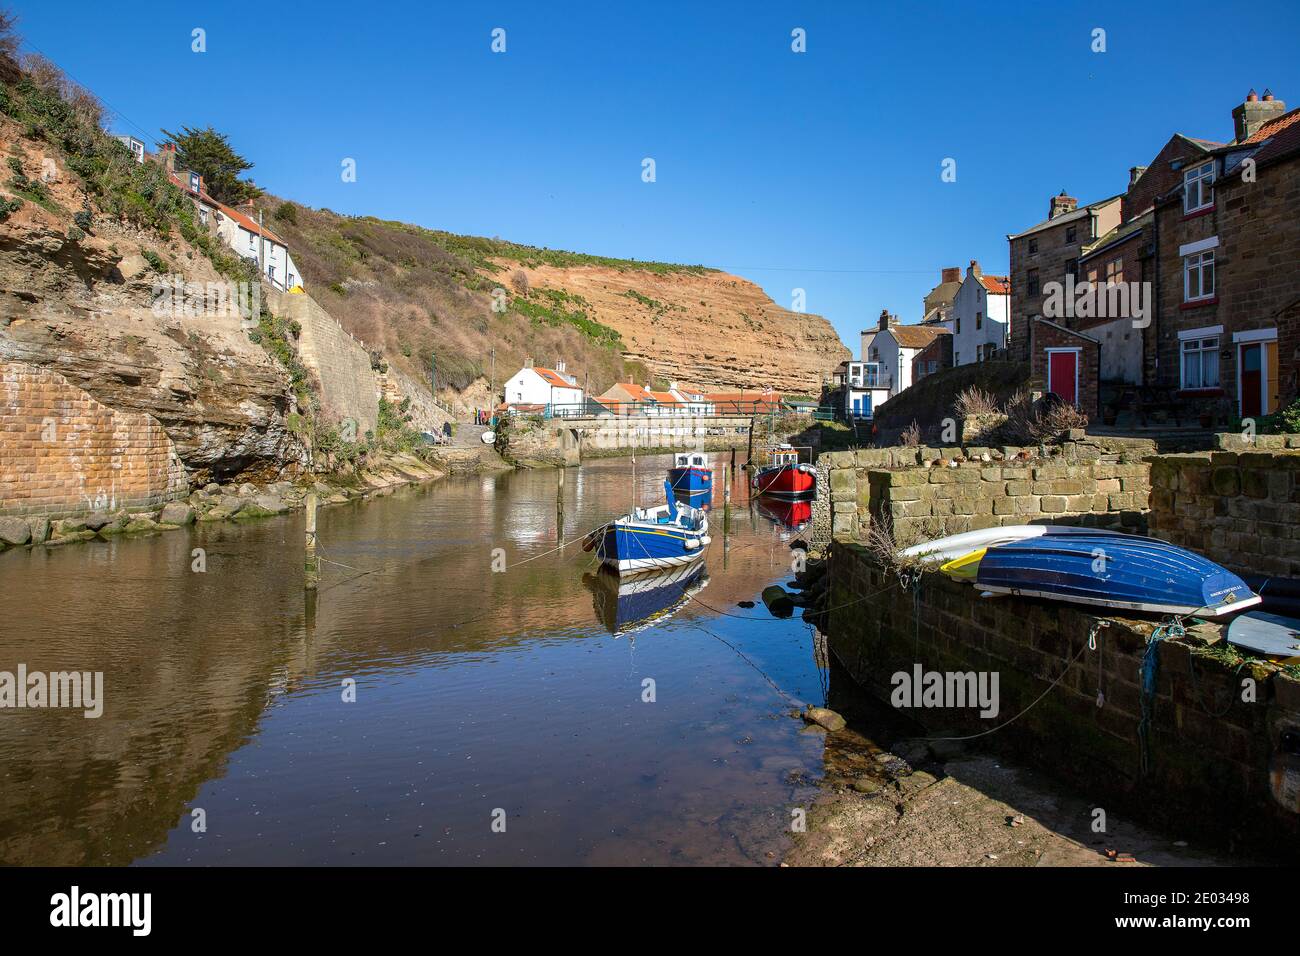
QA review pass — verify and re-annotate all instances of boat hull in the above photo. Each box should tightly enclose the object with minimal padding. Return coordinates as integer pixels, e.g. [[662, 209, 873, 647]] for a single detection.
[[955, 532, 1259, 617], [668, 466, 712, 498], [751, 463, 816, 499], [595, 521, 710, 574]]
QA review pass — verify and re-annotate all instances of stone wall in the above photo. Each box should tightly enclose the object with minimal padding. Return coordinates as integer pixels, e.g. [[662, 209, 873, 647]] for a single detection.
[[827, 541, 1300, 853], [819, 439, 1150, 545], [561, 415, 753, 455], [268, 289, 379, 437], [1149, 442, 1300, 577], [0, 360, 188, 517]]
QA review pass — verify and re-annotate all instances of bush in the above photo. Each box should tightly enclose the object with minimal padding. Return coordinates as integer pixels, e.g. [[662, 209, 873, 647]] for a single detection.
[[1254, 398, 1300, 435], [1002, 391, 1089, 443], [954, 386, 998, 418], [273, 201, 297, 225]]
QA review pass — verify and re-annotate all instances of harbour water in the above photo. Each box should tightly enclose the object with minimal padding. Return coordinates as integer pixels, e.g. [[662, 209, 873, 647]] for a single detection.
[[0, 454, 829, 865]]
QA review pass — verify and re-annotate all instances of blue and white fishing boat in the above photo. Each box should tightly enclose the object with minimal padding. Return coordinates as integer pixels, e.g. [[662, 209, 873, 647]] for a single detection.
[[936, 527, 1259, 618], [668, 451, 712, 500], [586, 481, 711, 574]]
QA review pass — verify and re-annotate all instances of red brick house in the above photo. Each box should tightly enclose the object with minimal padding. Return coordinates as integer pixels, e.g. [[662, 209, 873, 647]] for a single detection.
[[1148, 90, 1300, 420], [911, 334, 953, 383]]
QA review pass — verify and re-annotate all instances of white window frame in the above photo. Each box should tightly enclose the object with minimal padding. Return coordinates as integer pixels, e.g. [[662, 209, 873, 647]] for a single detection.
[[1183, 161, 1215, 214], [1179, 334, 1220, 390], [1183, 249, 1215, 302]]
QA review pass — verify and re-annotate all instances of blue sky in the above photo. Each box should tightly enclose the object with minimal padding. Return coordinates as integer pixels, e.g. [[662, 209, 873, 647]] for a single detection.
[[13, 0, 1300, 351]]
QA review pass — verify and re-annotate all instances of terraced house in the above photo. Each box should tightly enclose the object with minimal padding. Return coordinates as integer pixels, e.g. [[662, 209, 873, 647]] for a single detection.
[[1148, 90, 1300, 421]]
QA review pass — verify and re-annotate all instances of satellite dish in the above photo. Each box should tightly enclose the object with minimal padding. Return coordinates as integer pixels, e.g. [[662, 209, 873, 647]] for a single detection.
[[481, 431, 496, 444]]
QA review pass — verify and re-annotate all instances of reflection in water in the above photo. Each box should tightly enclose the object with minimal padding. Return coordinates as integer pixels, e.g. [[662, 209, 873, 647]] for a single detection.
[[0, 455, 827, 866], [584, 564, 709, 636], [754, 497, 813, 534]]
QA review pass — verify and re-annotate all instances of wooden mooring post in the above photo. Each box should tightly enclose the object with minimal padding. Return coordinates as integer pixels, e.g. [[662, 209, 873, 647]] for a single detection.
[[557, 465, 566, 545], [722, 464, 731, 535], [304, 492, 320, 590]]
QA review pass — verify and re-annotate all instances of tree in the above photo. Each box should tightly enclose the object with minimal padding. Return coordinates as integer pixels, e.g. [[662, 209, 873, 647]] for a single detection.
[[0, 8, 22, 84], [160, 125, 262, 205]]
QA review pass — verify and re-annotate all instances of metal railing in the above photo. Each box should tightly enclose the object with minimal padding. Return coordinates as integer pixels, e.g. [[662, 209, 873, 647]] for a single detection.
[[527, 400, 789, 419]]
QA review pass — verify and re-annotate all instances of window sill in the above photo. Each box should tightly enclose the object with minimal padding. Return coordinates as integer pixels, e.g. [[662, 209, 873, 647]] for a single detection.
[[1176, 388, 1224, 398], [1182, 205, 1215, 220], [1180, 297, 1218, 310]]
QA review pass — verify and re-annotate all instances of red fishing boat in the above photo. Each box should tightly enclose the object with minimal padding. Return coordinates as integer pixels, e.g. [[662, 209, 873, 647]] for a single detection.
[[750, 445, 816, 499]]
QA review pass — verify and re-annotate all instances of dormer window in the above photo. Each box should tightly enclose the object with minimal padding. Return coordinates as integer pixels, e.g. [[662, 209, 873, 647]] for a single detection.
[[189, 172, 200, 192], [1184, 162, 1214, 213]]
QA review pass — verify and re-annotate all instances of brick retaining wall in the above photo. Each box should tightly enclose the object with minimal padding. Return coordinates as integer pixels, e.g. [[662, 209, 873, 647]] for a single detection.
[[0, 360, 188, 517], [828, 541, 1300, 853]]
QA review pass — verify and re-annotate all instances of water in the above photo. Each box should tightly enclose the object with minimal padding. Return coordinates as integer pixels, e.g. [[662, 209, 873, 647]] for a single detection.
[[0, 455, 828, 866]]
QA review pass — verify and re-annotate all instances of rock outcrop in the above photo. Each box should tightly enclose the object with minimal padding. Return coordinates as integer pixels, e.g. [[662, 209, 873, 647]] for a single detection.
[[486, 260, 849, 395]]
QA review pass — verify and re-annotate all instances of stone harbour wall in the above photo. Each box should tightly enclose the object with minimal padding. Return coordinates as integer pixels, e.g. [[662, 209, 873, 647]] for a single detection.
[[819, 439, 1150, 545], [269, 289, 379, 438], [827, 541, 1300, 854], [1149, 445, 1300, 578], [0, 360, 188, 518]]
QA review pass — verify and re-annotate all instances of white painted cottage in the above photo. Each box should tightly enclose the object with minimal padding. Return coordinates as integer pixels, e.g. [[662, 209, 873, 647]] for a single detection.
[[503, 362, 585, 415]]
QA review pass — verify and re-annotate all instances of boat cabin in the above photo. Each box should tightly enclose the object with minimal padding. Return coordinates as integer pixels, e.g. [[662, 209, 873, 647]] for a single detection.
[[770, 447, 800, 467], [674, 452, 708, 470]]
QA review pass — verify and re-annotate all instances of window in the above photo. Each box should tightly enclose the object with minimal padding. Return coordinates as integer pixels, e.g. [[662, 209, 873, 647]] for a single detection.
[[268, 265, 276, 282], [1028, 238, 1038, 255], [1106, 258, 1123, 285], [1065, 225, 1077, 244], [1027, 268, 1040, 297], [1087, 268, 1098, 284], [189, 173, 200, 192], [955, 315, 961, 334], [247, 232, 256, 251], [199, 207, 209, 226], [1184, 162, 1214, 213], [954, 352, 960, 366], [976, 310, 983, 330], [928, 361, 937, 374], [1181, 336, 1220, 389], [1184, 250, 1215, 301]]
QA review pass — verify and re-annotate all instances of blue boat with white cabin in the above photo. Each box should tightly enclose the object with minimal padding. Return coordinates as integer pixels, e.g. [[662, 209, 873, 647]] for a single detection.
[[668, 451, 712, 501], [585, 481, 711, 574]]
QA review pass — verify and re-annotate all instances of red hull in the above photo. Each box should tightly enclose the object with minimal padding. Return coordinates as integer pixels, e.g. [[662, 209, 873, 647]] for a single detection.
[[751, 463, 816, 498]]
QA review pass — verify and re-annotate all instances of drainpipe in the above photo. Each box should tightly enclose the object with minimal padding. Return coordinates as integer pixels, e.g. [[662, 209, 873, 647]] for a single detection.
[[1149, 209, 1160, 389]]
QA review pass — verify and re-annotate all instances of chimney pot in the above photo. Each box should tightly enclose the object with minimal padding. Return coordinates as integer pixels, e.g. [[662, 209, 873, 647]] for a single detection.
[[1247, 88, 1259, 101], [1263, 88, 1274, 101]]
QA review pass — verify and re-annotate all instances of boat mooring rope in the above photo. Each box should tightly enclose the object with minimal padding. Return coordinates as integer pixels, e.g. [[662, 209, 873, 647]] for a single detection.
[[1138, 617, 1185, 776], [922, 620, 1108, 743]]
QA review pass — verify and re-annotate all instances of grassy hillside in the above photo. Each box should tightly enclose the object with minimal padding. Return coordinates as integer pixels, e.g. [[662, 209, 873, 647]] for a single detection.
[[264, 200, 708, 400]]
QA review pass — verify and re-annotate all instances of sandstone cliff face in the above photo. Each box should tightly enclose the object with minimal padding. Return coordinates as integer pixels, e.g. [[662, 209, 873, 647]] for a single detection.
[[0, 127, 303, 481], [486, 260, 849, 394]]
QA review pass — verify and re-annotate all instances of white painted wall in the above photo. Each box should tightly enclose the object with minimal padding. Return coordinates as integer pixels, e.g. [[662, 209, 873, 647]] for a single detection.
[[949, 270, 1009, 366], [504, 368, 584, 408]]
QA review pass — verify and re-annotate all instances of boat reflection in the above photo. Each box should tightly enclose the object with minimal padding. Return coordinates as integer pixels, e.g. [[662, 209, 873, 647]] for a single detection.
[[753, 496, 813, 532], [583, 562, 709, 636]]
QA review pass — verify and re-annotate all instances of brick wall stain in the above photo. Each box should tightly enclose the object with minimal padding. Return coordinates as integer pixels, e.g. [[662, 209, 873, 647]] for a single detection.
[[1, 360, 188, 517]]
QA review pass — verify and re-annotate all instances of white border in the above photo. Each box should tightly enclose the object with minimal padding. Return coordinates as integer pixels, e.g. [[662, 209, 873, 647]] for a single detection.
[[1046, 347, 1082, 406]]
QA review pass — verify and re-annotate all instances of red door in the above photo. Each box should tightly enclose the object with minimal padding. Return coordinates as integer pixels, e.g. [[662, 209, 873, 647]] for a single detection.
[[1048, 351, 1078, 405], [1241, 344, 1263, 418]]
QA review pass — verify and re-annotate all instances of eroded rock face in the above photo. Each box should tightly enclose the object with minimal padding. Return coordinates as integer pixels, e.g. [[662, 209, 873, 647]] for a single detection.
[[487, 261, 850, 394], [0, 141, 306, 483]]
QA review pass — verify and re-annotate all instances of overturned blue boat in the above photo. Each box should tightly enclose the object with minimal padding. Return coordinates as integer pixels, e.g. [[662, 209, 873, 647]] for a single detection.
[[938, 528, 1259, 618], [585, 481, 711, 574]]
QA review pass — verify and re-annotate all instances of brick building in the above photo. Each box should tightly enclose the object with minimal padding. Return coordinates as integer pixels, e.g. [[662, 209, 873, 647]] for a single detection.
[[911, 334, 953, 383], [1008, 192, 1122, 408], [1149, 90, 1300, 420]]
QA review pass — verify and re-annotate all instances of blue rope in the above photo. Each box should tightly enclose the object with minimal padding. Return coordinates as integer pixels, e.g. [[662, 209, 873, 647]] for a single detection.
[[1138, 618, 1185, 776]]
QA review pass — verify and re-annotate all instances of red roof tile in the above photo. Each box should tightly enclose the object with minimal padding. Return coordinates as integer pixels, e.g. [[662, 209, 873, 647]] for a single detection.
[[531, 367, 577, 388], [979, 275, 1010, 295]]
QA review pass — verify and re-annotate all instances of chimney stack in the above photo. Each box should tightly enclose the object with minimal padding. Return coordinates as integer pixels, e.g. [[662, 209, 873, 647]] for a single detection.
[[1049, 191, 1078, 219], [878, 309, 895, 332], [1233, 88, 1287, 142], [969, 259, 982, 277], [1129, 165, 1147, 187], [941, 266, 961, 284]]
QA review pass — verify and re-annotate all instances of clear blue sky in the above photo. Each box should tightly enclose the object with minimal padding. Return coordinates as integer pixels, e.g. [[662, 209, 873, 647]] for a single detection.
[[13, 0, 1300, 351]]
